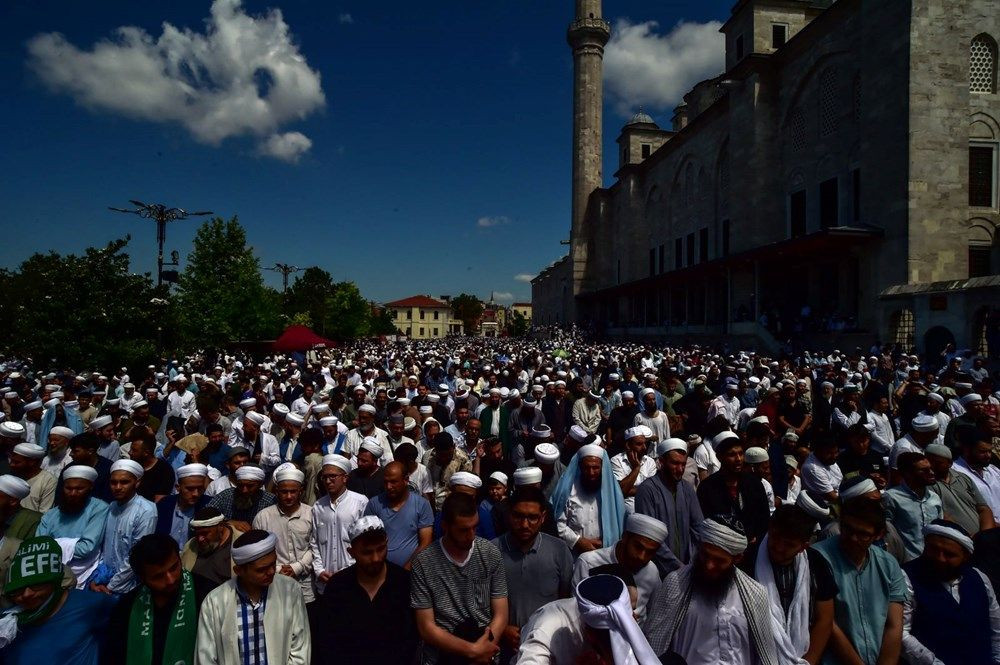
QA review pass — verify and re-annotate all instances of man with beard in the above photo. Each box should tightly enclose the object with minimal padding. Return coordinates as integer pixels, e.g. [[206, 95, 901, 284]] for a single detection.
[[229, 410, 275, 467], [643, 517, 803, 665], [509, 395, 545, 454], [901, 519, 1000, 665], [40, 426, 74, 479], [19, 399, 44, 445], [311, 454, 369, 594], [477, 388, 511, 456], [550, 444, 627, 555], [633, 388, 671, 447], [253, 463, 315, 602], [155, 463, 211, 547], [348, 438, 387, 498], [10, 442, 57, 513], [606, 391, 640, 454], [107, 533, 206, 665], [385, 413, 415, 457], [59, 432, 113, 502], [884, 453, 944, 562], [635, 438, 704, 575], [542, 380, 573, 444], [953, 429, 1000, 527], [117, 399, 161, 441], [37, 466, 108, 584], [314, 516, 418, 665], [473, 436, 515, 490], [182, 506, 244, 594], [90, 414, 122, 461], [363, 461, 433, 569], [696, 432, 771, 544], [611, 426, 658, 514], [343, 404, 390, 460], [208, 465, 275, 531]]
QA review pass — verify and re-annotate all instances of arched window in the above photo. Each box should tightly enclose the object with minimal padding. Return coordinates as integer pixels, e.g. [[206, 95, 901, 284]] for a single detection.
[[818, 67, 839, 137], [789, 108, 806, 152], [971, 34, 998, 94], [889, 309, 915, 349]]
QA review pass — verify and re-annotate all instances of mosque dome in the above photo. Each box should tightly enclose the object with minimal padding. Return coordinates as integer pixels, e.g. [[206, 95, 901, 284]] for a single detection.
[[626, 108, 657, 127]]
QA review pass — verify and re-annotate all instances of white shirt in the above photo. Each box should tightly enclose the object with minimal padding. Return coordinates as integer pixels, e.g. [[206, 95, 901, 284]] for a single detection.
[[953, 459, 1000, 526], [573, 545, 660, 619], [41, 450, 73, 478], [832, 407, 862, 430], [890, 435, 924, 470], [867, 410, 895, 454], [516, 598, 587, 665], [290, 396, 311, 417], [166, 390, 196, 419], [205, 475, 234, 497], [406, 463, 433, 498], [673, 581, 754, 665], [801, 454, 843, 496], [253, 503, 315, 602], [761, 478, 776, 515], [342, 427, 389, 459], [693, 442, 721, 476], [555, 482, 601, 548], [310, 489, 368, 592], [786, 475, 802, 504], [632, 411, 670, 445], [119, 392, 143, 414], [610, 452, 657, 513]]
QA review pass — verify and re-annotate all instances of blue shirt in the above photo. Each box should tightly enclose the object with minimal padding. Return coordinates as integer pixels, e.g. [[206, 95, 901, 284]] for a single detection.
[[364, 491, 434, 567], [169, 502, 197, 548], [102, 493, 157, 593], [37, 497, 110, 560], [882, 484, 943, 562], [813, 537, 908, 665], [1, 590, 116, 665]]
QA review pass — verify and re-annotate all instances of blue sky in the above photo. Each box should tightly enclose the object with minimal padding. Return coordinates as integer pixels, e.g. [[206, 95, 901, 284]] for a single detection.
[[0, 0, 729, 304]]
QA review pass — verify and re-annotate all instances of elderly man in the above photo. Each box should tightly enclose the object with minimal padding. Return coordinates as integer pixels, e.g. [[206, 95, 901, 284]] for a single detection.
[[182, 506, 244, 594], [926, 442, 994, 535], [9, 442, 56, 512], [634, 437, 703, 576], [311, 453, 369, 593], [155, 463, 211, 547], [423, 431, 472, 511], [41, 425, 75, 478], [253, 463, 314, 602], [93, 459, 158, 594], [634, 387, 670, 446], [343, 404, 390, 459], [208, 465, 275, 531], [550, 444, 627, 555], [573, 512, 666, 620], [195, 530, 311, 664], [901, 519, 1000, 665], [37, 466, 109, 585], [611, 426, 658, 513]]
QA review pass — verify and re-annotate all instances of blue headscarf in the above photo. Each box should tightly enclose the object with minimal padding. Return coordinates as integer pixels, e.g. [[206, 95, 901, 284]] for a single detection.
[[549, 447, 625, 548], [36, 403, 83, 452]]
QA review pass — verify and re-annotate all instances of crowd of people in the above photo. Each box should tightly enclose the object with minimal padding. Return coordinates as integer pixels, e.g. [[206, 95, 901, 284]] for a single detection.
[[0, 335, 998, 664]]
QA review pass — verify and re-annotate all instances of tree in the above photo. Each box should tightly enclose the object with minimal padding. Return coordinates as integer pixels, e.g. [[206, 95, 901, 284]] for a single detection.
[[370, 307, 400, 336], [175, 217, 282, 348], [510, 310, 530, 337], [283, 269, 376, 340], [451, 294, 484, 334]]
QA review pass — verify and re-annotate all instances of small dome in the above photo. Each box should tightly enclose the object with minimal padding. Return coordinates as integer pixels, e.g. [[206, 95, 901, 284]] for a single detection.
[[626, 107, 657, 127]]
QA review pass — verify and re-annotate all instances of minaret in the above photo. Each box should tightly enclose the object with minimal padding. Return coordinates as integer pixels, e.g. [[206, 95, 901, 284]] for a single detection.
[[567, 0, 609, 312]]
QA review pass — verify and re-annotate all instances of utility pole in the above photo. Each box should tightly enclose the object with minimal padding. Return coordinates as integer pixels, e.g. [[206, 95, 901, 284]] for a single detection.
[[266, 263, 303, 293], [108, 201, 213, 286]]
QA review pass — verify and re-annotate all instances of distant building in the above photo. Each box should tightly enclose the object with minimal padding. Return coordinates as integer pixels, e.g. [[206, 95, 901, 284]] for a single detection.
[[385, 295, 464, 339], [511, 303, 533, 326]]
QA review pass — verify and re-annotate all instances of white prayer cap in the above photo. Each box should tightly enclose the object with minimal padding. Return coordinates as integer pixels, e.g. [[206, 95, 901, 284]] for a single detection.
[[621, 390, 635, 400], [43, 384, 60, 392], [43, 398, 60, 410], [322, 454, 352, 473], [274, 463, 305, 485], [955, 382, 974, 390], [419, 406, 433, 415], [360, 438, 384, 459], [311, 403, 330, 415], [177, 463, 209, 479], [749, 415, 770, 426], [397, 397, 411, 406], [923, 520, 974, 554], [235, 466, 266, 482], [3, 392, 17, 399], [640, 388, 655, 397], [49, 426, 75, 440], [784, 455, 799, 470], [839, 477, 877, 501], [0, 422, 25, 439], [656, 438, 688, 456], [23, 400, 43, 411], [531, 425, 552, 438], [239, 397, 257, 409], [489, 472, 508, 487], [403, 417, 417, 430], [712, 431, 740, 450], [272, 403, 290, 415], [489, 388, 502, 396], [0, 475, 31, 499], [697, 518, 748, 555], [449, 471, 482, 489], [925, 443, 952, 460], [624, 426, 645, 440], [554, 380, 566, 387], [509, 389, 520, 399], [782, 430, 800, 442], [568, 425, 590, 443], [232, 532, 278, 565], [960, 393, 983, 406], [348, 516, 385, 542], [927, 392, 945, 405], [513, 467, 543, 486], [90, 415, 113, 429], [427, 394, 440, 403], [110, 459, 144, 478], [131, 400, 148, 410], [62, 465, 98, 483], [245, 411, 266, 426], [319, 416, 337, 427], [625, 513, 669, 544], [578, 444, 606, 460], [358, 404, 377, 414], [745, 447, 769, 464], [534, 443, 560, 463], [285, 413, 305, 427], [796, 491, 830, 519], [12, 443, 45, 459], [146, 387, 159, 394], [911, 414, 939, 432]]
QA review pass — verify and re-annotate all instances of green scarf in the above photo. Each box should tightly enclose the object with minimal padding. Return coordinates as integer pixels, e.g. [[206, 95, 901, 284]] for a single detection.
[[126, 568, 197, 665]]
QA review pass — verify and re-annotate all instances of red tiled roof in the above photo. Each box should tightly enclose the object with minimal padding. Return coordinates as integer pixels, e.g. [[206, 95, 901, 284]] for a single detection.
[[512, 302, 532, 307], [385, 295, 450, 308]]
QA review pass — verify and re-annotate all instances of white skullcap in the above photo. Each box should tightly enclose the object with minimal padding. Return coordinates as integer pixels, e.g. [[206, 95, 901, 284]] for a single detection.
[[489, 471, 508, 486], [925, 443, 952, 460], [656, 438, 687, 456], [840, 477, 877, 501], [90, 415, 113, 429], [3, 392, 16, 399], [0, 475, 31, 499], [698, 519, 748, 555], [358, 404, 377, 414], [23, 400, 43, 411], [245, 411, 266, 426], [319, 416, 337, 426], [348, 515, 386, 542], [311, 403, 330, 414], [272, 403, 290, 415], [49, 426, 75, 440], [712, 431, 740, 450], [62, 466, 98, 483], [235, 466, 266, 482], [624, 426, 645, 440], [449, 471, 482, 488], [578, 444, 606, 460], [568, 425, 591, 443], [513, 467, 543, 485], [285, 413, 305, 427], [745, 447, 769, 464], [911, 414, 939, 432], [534, 443, 560, 463], [955, 382, 974, 390], [177, 463, 209, 479], [784, 455, 799, 470], [0, 422, 25, 439], [274, 463, 305, 485], [106, 399, 120, 407], [239, 397, 257, 408], [427, 394, 440, 403], [927, 393, 945, 405], [419, 405, 433, 415], [12, 443, 46, 459], [360, 438, 384, 459], [924, 521, 974, 554], [749, 415, 770, 426], [796, 491, 830, 519], [396, 398, 411, 406], [232, 533, 278, 565], [322, 454, 352, 473], [43, 398, 60, 410], [960, 393, 983, 406], [110, 459, 144, 478], [621, 390, 635, 400], [131, 400, 148, 410], [625, 513, 669, 544]]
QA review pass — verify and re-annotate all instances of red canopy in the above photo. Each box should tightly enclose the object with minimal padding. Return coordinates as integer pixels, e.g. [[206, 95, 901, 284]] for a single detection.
[[272, 325, 336, 352]]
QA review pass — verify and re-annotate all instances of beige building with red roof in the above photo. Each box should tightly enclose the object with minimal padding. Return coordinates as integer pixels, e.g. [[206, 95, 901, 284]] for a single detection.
[[385, 295, 464, 339]]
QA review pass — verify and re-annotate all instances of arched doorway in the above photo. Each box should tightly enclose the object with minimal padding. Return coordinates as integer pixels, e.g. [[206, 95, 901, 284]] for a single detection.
[[924, 326, 956, 362]]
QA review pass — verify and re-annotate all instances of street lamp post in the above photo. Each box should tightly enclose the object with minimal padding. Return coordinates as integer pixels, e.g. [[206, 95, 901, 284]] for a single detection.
[[266, 263, 303, 293], [108, 201, 213, 286]]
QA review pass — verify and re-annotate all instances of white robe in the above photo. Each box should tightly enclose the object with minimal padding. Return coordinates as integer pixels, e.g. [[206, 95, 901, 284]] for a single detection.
[[555, 483, 601, 549], [309, 489, 368, 592]]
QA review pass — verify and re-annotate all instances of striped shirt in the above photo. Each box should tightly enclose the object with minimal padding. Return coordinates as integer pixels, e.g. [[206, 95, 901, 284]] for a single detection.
[[235, 582, 269, 665], [208, 487, 277, 524]]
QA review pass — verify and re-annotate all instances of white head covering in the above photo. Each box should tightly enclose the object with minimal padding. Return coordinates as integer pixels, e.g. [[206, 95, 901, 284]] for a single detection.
[[348, 516, 386, 542], [533, 443, 560, 463], [23, 400, 43, 411], [578, 444, 606, 459], [358, 404, 377, 415], [319, 416, 338, 427], [745, 447, 769, 464], [0, 422, 24, 439], [0, 475, 31, 500], [110, 459, 144, 478], [360, 438, 384, 459], [697, 518, 748, 555], [489, 471, 508, 487], [48, 426, 75, 441], [273, 463, 305, 484], [449, 471, 482, 488], [624, 426, 645, 440], [795, 491, 830, 519], [245, 411, 266, 426], [177, 463, 209, 480], [655, 438, 687, 456], [923, 521, 974, 554], [285, 413, 305, 427], [568, 425, 590, 443], [574, 575, 660, 665], [62, 466, 98, 483], [239, 397, 257, 409], [235, 466, 265, 482], [12, 443, 46, 459], [839, 477, 877, 501], [513, 467, 543, 485], [960, 393, 983, 406], [232, 533, 278, 564], [625, 513, 668, 544], [911, 414, 940, 432], [322, 454, 352, 473], [90, 415, 113, 429]]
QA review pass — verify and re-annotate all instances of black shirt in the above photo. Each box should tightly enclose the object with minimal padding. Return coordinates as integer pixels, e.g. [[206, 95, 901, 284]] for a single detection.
[[777, 400, 809, 429], [313, 562, 418, 665], [137, 459, 176, 501], [347, 467, 385, 499], [105, 581, 208, 665], [696, 471, 771, 543], [837, 448, 887, 480]]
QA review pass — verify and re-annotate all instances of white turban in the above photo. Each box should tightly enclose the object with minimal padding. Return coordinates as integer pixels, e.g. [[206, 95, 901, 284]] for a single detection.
[[12, 443, 46, 459], [621, 390, 635, 400], [655, 438, 687, 457], [232, 533, 278, 565], [62, 466, 98, 483], [90, 415, 113, 429], [348, 515, 385, 542], [839, 477, 877, 501], [285, 413, 305, 427], [796, 491, 830, 520], [49, 426, 75, 440], [625, 513, 669, 544], [245, 411, 266, 426], [697, 518, 748, 555], [190, 513, 225, 528], [177, 463, 209, 480], [923, 521, 974, 554], [624, 426, 645, 440], [239, 397, 257, 409], [319, 416, 338, 427], [274, 463, 305, 485], [43, 398, 60, 410], [960, 393, 983, 406], [322, 454, 352, 473], [533, 443, 560, 463], [360, 438, 384, 459], [575, 575, 660, 665], [578, 444, 606, 460], [23, 400, 43, 411], [0, 475, 31, 500], [358, 404, 377, 414], [449, 471, 482, 488], [0, 422, 24, 439], [513, 467, 543, 485], [568, 425, 590, 443], [489, 471, 508, 487], [640, 388, 655, 397], [911, 414, 939, 432], [235, 466, 266, 482], [110, 459, 144, 479]]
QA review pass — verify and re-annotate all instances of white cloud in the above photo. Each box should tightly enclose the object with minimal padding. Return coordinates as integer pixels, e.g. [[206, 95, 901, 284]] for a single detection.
[[604, 19, 724, 116], [493, 292, 514, 302], [476, 216, 510, 228], [514, 273, 535, 282], [26, 0, 325, 162], [338, 13, 354, 24]]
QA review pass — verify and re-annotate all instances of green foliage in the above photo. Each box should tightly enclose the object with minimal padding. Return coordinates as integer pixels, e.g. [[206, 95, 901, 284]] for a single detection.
[[510, 310, 530, 337], [451, 293, 484, 334], [175, 217, 282, 348], [0, 237, 164, 370], [283, 268, 376, 340], [370, 308, 400, 336]]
